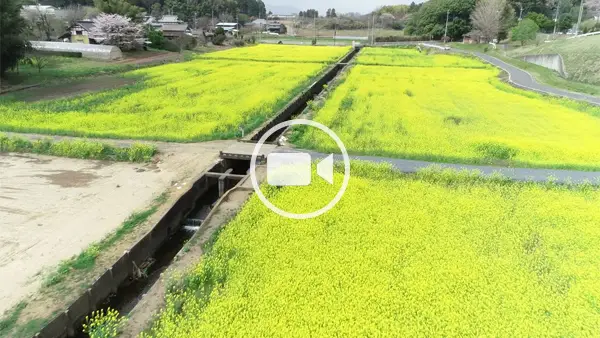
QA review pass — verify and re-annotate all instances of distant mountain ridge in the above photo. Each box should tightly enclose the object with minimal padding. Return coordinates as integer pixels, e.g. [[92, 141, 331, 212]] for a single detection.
[[265, 3, 300, 15]]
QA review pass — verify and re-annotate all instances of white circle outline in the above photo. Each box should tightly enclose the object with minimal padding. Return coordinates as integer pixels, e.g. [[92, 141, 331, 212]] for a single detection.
[[250, 119, 350, 220]]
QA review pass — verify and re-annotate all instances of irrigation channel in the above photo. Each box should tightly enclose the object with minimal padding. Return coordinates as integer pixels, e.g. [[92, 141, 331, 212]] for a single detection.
[[35, 46, 361, 338]]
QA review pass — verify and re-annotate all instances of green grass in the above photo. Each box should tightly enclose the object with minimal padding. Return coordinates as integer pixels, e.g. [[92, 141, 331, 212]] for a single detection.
[[43, 192, 168, 287], [449, 42, 600, 96], [0, 302, 27, 337], [0, 134, 157, 162], [505, 35, 600, 85]]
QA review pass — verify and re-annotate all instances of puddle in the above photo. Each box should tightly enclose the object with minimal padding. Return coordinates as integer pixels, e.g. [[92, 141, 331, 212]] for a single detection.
[[35, 170, 101, 188]]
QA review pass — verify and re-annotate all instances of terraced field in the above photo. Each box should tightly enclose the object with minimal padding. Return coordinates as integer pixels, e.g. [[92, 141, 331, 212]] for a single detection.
[[292, 47, 600, 170], [0, 46, 350, 142], [144, 163, 600, 336]]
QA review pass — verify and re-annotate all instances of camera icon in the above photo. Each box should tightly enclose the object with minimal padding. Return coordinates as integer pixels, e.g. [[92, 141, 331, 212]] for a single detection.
[[267, 152, 334, 186]]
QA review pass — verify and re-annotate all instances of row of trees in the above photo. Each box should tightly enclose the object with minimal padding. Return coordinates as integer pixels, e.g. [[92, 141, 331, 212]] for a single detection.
[[298, 9, 318, 18], [403, 0, 600, 41], [25, 0, 267, 25]]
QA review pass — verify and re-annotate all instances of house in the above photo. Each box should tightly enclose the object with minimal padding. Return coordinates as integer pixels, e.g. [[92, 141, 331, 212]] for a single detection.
[[267, 14, 295, 20], [266, 22, 287, 34], [216, 22, 241, 33], [65, 20, 107, 44], [144, 14, 184, 25], [145, 15, 191, 39], [160, 24, 191, 39], [248, 19, 267, 29]]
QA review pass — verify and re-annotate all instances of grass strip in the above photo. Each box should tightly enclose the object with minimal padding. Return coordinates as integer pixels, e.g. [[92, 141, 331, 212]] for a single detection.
[[0, 134, 157, 162]]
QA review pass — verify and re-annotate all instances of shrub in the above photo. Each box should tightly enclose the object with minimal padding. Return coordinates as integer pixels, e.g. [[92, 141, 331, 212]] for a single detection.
[[475, 142, 518, 160], [232, 39, 245, 47], [0, 134, 156, 162], [146, 26, 165, 49], [162, 39, 181, 52], [177, 35, 197, 50], [212, 34, 226, 45], [375, 35, 429, 42]]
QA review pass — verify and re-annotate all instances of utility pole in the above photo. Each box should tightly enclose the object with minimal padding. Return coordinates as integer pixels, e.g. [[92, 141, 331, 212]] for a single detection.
[[333, 18, 337, 46], [518, 2, 523, 21], [371, 14, 375, 45], [444, 9, 449, 41], [553, 0, 560, 35], [367, 13, 370, 44], [313, 12, 317, 44], [575, 0, 585, 35]]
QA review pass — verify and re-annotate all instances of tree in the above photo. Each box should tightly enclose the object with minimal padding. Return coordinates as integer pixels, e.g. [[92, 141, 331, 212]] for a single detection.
[[92, 13, 142, 50], [22, 6, 63, 41], [588, 0, 600, 19], [238, 13, 249, 25], [525, 12, 554, 32], [326, 8, 331, 17], [94, 0, 143, 19], [304, 9, 318, 18], [146, 24, 165, 48], [331, 8, 336, 17], [558, 14, 574, 32], [405, 0, 476, 39], [1, 0, 30, 76], [25, 55, 49, 73], [63, 5, 87, 26], [150, 2, 161, 20], [511, 18, 539, 45], [471, 0, 506, 41]]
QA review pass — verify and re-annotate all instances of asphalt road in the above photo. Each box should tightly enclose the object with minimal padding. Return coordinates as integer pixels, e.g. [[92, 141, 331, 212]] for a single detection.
[[470, 52, 600, 106], [276, 148, 600, 185]]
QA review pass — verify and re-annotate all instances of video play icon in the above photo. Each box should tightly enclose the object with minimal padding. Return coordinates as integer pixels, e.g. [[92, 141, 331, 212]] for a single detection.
[[267, 153, 334, 186]]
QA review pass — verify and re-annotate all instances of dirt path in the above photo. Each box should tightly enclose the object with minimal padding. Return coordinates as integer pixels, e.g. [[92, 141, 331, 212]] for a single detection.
[[18, 75, 137, 102], [0, 139, 234, 316]]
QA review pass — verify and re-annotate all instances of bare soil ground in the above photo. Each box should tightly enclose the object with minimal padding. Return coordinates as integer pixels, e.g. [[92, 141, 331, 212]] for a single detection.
[[0, 140, 234, 315], [19, 75, 136, 102]]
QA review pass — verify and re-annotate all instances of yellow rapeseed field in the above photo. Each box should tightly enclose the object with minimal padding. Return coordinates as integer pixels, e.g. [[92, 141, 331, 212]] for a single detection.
[[197, 44, 351, 63], [0, 59, 326, 141], [356, 46, 488, 68], [294, 49, 600, 170], [143, 163, 600, 337]]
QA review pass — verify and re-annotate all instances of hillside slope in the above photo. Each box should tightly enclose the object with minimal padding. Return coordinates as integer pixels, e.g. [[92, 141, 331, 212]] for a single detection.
[[507, 35, 600, 85]]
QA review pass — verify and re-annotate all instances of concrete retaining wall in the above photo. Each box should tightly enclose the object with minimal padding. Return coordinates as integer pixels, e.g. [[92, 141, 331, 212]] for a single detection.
[[522, 54, 568, 77], [35, 172, 218, 337]]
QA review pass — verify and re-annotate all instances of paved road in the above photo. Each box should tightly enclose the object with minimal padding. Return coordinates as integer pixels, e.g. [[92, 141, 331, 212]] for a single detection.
[[277, 148, 600, 185], [469, 52, 600, 106]]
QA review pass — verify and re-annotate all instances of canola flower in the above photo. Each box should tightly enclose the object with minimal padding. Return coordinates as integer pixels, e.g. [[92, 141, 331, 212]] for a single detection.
[[0, 59, 326, 142], [142, 162, 600, 337], [355, 46, 488, 68], [196, 44, 352, 63], [83, 307, 126, 338], [293, 49, 600, 170]]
